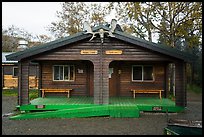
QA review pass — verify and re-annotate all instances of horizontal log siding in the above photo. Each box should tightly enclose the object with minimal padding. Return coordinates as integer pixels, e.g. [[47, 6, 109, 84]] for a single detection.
[[175, 61, 186, 107], [3, 65, 18, 75], [18, 61, 30, 105], [41, 61, 89, 97], [33, 37, 175, 62], [30, 37, 178, 104], [117, 61, 165, 97]]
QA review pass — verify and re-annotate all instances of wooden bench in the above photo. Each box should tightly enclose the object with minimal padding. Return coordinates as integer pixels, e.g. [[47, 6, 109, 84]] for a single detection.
[[130, 89, 164, 99], [40, 89, 73, 98]]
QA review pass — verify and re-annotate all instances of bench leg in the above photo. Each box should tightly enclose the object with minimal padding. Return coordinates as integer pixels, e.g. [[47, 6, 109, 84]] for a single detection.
[[159, 91, 161, 99], [133, 91, 135, 98], [42, 91, 44, 98], [67, 91, 69, 98]]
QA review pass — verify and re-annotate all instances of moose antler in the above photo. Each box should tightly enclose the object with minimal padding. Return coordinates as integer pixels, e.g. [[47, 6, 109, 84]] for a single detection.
[[83, 19, 117, 42], [108, 19, 117, 37], [83, 21, 98, 41]]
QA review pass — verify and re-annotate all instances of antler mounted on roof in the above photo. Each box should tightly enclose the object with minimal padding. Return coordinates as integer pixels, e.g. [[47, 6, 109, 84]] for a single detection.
[[83, 19, 117, 43]]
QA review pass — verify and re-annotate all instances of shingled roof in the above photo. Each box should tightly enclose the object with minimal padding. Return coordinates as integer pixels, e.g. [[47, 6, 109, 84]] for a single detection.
[[6, 25, 197, 63]]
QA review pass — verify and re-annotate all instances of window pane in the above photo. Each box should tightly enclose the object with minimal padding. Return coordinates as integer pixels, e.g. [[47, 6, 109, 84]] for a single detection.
[[143, 66, 153, 80], [64, 66, 68, 80], [13, 68, 18, 77], [133, 66, 142, 80], [70, 65, 74, 80], [54, 65, 74, 81], [54, 66, 60, 80], [59, 66, 63, 80]]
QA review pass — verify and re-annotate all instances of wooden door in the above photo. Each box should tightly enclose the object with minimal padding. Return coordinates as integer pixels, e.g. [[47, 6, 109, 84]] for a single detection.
[[86, 61, 94, 96], [109, 62, 120, 97]]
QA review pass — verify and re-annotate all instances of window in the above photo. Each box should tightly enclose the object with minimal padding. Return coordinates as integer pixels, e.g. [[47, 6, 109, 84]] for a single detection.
[[13, 67, 18, 77], [53, 65, 74, 81], [143, 66, 153, 80], [132, 65, 153, 81]]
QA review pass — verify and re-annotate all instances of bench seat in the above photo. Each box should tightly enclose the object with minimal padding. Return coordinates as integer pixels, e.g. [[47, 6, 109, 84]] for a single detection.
[[130, 89, 164, 99], [40, 89, 73, 98]]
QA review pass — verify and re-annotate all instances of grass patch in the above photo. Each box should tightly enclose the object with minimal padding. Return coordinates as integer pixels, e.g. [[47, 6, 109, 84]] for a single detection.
[[29, 89, 39, 100], [2, 89, 39, 100], [187, 84, 202, 94], [2, 89, 18, 96]]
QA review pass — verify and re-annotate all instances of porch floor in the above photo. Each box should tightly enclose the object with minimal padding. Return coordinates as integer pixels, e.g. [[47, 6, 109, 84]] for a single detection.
[[30, 96, 175, 105], [10, 96, 184, 120]]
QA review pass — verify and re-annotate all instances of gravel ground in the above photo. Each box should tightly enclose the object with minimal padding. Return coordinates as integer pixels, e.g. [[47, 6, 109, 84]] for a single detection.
[[2, 91, 202, 135]]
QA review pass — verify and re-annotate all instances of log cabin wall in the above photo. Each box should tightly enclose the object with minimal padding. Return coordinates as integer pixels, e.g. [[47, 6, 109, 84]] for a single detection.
[[111, 61, 166, 97], [29, 65, 39, 88], [28, 36, 179, 104], [18, 60, 30, 105], [40, 60, 93, 97], [33, 37, 175, 62], [175, 61, 187, 107], [2, 64, 39, 89], [2, 64, 18, 75], [2, 64, 18, 88]]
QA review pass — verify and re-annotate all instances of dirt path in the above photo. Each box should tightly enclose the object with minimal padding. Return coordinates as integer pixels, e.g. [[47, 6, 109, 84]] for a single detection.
[[2, 91, 202, 135]]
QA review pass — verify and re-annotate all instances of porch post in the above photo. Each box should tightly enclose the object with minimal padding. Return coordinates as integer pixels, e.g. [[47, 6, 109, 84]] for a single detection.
[[18, 60, 30, 105], [38, 62, 42, 97], [175, 61, 187, 107], [93, 60, 102, 104], [2, 66, 4, 88], [92, 60, 110, 105], [164, 63, 170, 98], [102, 61, 109, 104]]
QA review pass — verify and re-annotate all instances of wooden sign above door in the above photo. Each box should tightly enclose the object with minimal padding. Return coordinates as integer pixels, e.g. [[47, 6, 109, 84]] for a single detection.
[[80, 50, 98, 54], [105, 50, 122, 55]]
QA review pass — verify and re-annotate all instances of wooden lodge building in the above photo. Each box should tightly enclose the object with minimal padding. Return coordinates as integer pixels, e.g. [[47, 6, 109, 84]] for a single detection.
[[6, 21, 196, 108]]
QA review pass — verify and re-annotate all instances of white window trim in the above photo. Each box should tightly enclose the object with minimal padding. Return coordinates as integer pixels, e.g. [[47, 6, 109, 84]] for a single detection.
[[132, 65, 154, 82], [13, 67, 18, 77], [53, 65, 75, 82]]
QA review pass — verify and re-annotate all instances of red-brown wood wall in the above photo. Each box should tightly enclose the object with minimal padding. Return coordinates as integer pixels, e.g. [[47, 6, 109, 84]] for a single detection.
[[17, 36, 186, 106]]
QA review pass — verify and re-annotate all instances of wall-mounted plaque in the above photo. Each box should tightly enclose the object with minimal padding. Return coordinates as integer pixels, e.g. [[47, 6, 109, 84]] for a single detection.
[[105, 50, 122, 55], [78, 69, 84, 74], [80, 50, 98, 54]]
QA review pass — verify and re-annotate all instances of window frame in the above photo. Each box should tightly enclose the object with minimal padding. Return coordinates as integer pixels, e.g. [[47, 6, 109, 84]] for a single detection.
[[132, 65, 154, 82], [52, 65, 75, 82], [13, 67, 18, 77]]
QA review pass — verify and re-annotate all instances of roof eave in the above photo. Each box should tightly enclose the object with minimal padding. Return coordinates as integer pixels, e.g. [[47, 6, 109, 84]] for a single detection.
[[5, 25, 197, 63], [114, 30, 197, 63], [6, 26, 110, 61], [6, 32, 92, 61]]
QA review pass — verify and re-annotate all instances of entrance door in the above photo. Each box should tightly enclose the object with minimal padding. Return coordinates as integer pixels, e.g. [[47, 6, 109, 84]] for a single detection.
[[86, 61, 94, 96], [109, 61, 120, 97]]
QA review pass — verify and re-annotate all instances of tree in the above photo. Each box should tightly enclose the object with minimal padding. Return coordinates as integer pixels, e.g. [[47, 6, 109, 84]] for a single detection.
[[47, 2, 109, 38], [2, 25, 51, 52], [2, 25, 21, 52], [111, 2, 156, 41], [152, 2, 202, 48], [35, 34, 52, 44], [48, 2, 88, 38], [111, 2, 202, 48], [155, 2, 202, 87], [88, 3, 108, 26]]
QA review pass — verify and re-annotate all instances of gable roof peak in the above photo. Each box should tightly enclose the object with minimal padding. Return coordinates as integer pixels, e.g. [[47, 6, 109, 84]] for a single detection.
[[6, 23, 197, 63]]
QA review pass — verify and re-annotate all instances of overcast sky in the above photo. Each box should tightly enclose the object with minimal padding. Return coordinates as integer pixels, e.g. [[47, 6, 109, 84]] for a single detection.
[[2, 2, 63, 37], [2, 2, 158, 43]]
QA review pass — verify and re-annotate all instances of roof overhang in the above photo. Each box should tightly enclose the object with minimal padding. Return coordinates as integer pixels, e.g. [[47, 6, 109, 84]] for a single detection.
[[6, 25, 197, 63]]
